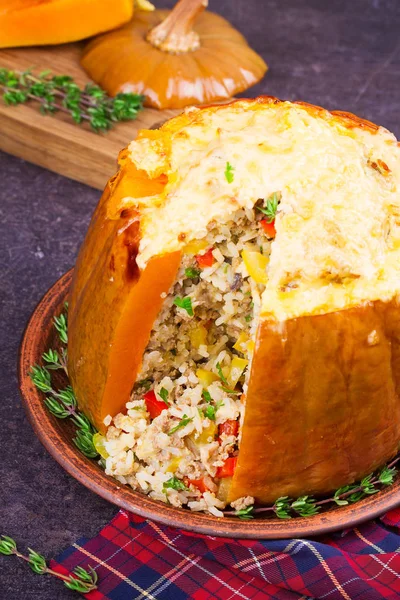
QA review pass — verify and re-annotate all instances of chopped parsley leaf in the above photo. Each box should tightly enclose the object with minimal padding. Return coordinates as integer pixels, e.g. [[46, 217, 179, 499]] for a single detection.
[[245, 315, 252, 322], [257, 191, 281, 223], [163, 476, 188, 492], [216, 361, 228, 386], [158, 387, 169, 405], [202, 389, 212, 403], [185, 267, 201, 279], [173, 296, 193, 316], [168, 414, 193, 435], [224, 162, 235, 184], [203, 400, 224, 421]]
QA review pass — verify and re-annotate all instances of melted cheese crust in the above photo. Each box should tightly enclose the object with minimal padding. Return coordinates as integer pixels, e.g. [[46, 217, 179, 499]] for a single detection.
[[123, 98, 400, 320]]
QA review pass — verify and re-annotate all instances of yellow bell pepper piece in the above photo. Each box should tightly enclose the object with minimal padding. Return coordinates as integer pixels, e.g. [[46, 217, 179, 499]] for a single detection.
[[227, 356, 249, 388], [247, 339, 256, 353], [93, 432, 109, 459], [242, 248, 269, 284], [233, 331, 250, 354], [166, 456, 182, 473], [184, 239, 209, 255], [190, 325, 208, 349], [196, 368, 219, 387], [196, 422, 217, 444]]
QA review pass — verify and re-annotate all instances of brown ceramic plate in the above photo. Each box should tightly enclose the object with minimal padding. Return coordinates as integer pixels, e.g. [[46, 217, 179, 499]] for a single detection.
[[19, 270, 400, 539]]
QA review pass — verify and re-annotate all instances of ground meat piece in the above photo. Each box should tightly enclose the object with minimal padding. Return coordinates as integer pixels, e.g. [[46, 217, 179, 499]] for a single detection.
[[230, 496, 255, 511]]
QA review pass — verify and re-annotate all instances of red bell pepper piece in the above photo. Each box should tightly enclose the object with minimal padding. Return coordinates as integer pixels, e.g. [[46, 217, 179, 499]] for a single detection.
[[196, 247, 214, 268], [144, 390, 167, 419], [260, 219, 276, 238], [218, 419, 239, 440], [216, 457, 237, 478], [187, 477, 210, 494]]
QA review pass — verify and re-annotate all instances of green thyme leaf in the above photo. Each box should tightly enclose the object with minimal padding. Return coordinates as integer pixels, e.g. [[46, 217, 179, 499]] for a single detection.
[[291, 496, 320, 517], [185, 267, 201, 279], [28, 548, 47, 574], [54, 313, 68, 344], [273, 496, 292, 520], [235, 505, 254, 520], [168, 414, 193, 435], [0, 536, 17, 555], [379, 465, 397, 485], [163, 476, 188, 492], [158, 387, 169, 405], [333, 486, 350, 506], [173, 296, 193, 316], [224, 162, 235, 184], [30, 365, 52, 393], [256, 191, 281, 223]]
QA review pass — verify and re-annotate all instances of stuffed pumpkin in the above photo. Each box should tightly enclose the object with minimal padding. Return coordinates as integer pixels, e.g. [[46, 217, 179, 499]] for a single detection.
[[68, 97, 400, 511]]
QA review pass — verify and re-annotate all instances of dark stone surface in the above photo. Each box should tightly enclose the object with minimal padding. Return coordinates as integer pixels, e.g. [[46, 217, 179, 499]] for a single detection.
[[0, 0, 399, 597]]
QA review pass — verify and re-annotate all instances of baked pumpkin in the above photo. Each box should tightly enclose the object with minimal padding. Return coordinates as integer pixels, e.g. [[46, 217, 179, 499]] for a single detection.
[[68, 97, 400, 511], [0, 0, 134, 48], [80, 0, 267, 109]]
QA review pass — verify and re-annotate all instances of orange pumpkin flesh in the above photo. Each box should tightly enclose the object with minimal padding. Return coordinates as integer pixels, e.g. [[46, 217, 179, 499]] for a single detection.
[[68, 97, 400, 505], [0, 0, 133, 48], [68, 161, 181, 433], [81, 5, 267, 109]]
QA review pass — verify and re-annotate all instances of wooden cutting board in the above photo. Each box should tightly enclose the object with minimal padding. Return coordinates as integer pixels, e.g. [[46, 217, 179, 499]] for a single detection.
[[0, 44, 180, 190]]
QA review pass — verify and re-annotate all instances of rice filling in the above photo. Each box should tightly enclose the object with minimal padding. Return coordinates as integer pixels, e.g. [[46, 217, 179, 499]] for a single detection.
[[100, 204, 274, 515]]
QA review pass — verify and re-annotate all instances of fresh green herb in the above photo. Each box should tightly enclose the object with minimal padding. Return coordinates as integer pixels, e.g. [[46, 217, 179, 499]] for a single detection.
[[379, 464, 397, 485], [163, 476, 188, 492], [291, 495, 320, 517], [273, 496, 292, 520], [30, 307, 99, 460], [0, 68, 144, 133], [245, 315, 252, 322], [202, 390, 212, 403], [54, 313, 68, 344], [257, 191, 281, 223], [221, 387, 241, 395], [158, 387, 169, 405], [168, 414, 193, 435], [173, 296, 194, 316], [0, 535, 97, 593], [185, 267, 201, 279], [202, 401, 223, 421], [224, 162, 235, 184], [216, 362, 228, 385], [235, 505, 255, 520]]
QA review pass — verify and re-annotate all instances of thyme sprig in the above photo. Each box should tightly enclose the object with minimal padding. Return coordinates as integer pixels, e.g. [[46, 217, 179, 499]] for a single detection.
[[0, 68, 144, 132], [0, 536, 97, 594], [228, 458, 400, 520], [30, 306, 99, 459]]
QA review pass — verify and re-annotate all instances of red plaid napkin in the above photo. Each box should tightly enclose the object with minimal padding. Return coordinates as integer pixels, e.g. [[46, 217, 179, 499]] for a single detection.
[[51, 509, 400, 599]]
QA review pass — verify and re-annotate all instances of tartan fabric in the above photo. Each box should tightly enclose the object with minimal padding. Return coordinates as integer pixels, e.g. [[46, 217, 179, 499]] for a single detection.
[[51, 509, 400, 600]]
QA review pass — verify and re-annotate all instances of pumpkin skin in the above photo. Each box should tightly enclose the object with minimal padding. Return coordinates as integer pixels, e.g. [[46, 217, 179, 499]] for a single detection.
[[0, 0, 133, 48], [80, 9, 267, 109], [68, 97, 400, 501]]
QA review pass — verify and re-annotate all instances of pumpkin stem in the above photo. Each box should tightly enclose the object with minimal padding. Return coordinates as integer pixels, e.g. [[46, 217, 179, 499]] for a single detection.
[[146, 0, 208, 54]]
